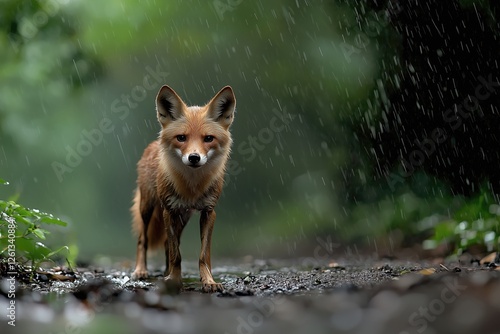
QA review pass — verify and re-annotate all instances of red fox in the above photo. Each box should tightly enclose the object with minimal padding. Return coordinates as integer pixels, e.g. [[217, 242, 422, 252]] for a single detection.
[[131, 85, 236, 293]]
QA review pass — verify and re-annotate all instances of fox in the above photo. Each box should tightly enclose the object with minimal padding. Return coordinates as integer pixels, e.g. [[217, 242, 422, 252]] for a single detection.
[[131, 85, 236, 293]]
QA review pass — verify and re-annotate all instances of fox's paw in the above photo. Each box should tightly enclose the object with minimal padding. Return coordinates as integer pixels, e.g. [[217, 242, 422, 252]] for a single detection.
[[131, 269, 149, 280], [164, 275, 183, 294], [201, 282, 224, 293]]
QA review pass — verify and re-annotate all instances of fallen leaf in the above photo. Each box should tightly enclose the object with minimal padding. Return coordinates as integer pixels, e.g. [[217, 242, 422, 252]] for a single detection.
[[480, 252, 497, 265], [418, 268, 436, 275], [38, 271, 76, 282]]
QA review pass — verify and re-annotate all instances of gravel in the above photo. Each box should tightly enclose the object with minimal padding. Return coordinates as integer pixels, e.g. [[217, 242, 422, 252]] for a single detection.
[[1, 258, 500, 334]]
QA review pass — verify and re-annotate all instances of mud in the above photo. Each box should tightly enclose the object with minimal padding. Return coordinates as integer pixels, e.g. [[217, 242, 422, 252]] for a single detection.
[[1, 258, 500, 334]]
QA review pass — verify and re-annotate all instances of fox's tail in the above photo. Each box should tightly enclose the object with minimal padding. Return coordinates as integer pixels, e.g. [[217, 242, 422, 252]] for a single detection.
[[131, 188, 166, 250]]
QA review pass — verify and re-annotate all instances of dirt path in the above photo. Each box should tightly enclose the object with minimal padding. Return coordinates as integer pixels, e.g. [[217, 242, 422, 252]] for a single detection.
[[1, 258, 500, 334]]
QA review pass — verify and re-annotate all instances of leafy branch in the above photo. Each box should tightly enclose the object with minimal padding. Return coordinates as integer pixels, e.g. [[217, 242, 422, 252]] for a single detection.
[[0, 178, 73, 278]]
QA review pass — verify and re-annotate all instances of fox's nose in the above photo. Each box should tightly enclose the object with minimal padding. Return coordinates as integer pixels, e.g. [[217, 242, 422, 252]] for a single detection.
[[188, 153, 201, 164]]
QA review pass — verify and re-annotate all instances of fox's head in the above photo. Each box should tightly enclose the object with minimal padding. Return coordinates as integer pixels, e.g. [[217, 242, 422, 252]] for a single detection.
[[155, 85, 236, 172]]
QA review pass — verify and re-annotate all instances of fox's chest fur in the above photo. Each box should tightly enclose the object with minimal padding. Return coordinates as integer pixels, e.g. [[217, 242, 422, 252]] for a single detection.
[[142, 140, 225, 212], [162, 186, 219, 211], [158, 157, 223, 211]]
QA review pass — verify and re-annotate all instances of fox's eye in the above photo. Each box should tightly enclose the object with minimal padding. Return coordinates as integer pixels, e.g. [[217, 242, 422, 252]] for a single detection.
[[204, 135, 214, 143], [176, 135, 186, 142]]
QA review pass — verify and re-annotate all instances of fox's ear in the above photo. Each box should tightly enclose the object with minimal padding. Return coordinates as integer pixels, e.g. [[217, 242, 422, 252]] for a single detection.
[[207, 86, 236, 128], [156, 85, 185, 126]]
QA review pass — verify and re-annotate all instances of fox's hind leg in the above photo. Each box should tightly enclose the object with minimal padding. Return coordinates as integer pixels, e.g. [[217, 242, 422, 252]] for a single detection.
[[132, 190, 154, 280]]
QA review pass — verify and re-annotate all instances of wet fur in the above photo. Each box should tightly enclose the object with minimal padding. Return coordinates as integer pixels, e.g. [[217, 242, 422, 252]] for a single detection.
[[131, 85, 235, 293]]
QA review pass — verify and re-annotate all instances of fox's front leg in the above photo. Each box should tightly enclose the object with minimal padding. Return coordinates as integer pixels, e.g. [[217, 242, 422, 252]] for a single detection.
[[199, 209, 223, 293], [163, 209, 185, 291]]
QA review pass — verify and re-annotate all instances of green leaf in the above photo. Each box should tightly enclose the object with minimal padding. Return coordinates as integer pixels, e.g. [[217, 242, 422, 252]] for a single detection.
[[12, 214, 33, 226], [35, 241, 50, 249], [32, 228, 46, 240], [15, 237, 41, 260], [433, 220, 456, 242], [40, 216, 67, 226], [0, 178, 8, 185], [14, 207, 35, 219]]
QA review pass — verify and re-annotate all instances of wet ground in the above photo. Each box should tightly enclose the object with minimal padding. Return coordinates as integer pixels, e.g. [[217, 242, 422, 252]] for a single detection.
[[1, 257, 500, 334]]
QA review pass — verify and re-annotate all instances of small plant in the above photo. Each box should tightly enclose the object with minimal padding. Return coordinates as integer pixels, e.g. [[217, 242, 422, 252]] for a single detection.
[[0, 178, 72, 277], [423, 187, 500, 256]]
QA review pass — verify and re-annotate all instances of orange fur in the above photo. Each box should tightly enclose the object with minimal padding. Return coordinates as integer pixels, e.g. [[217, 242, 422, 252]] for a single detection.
[[131, 85, 236, 293]]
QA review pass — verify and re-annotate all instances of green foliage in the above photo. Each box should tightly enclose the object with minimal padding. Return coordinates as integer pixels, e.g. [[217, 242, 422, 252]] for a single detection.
[[0, 0, 102, 152], [424, 188, 500, 254], [0, 179, 73, 274], [0, 0, 498, 260]]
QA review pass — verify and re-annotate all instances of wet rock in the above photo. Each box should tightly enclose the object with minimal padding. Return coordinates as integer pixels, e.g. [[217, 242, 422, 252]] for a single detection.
[[243, 275, 254, 285]]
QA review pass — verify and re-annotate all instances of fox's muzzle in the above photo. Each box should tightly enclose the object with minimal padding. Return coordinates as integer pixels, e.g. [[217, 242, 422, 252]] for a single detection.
[[188, 153, 201, 167], [180, 151, 208, 168]]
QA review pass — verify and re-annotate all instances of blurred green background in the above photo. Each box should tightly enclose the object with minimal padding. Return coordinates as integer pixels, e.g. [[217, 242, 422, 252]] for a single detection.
[[1, 0, 499, 263]]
